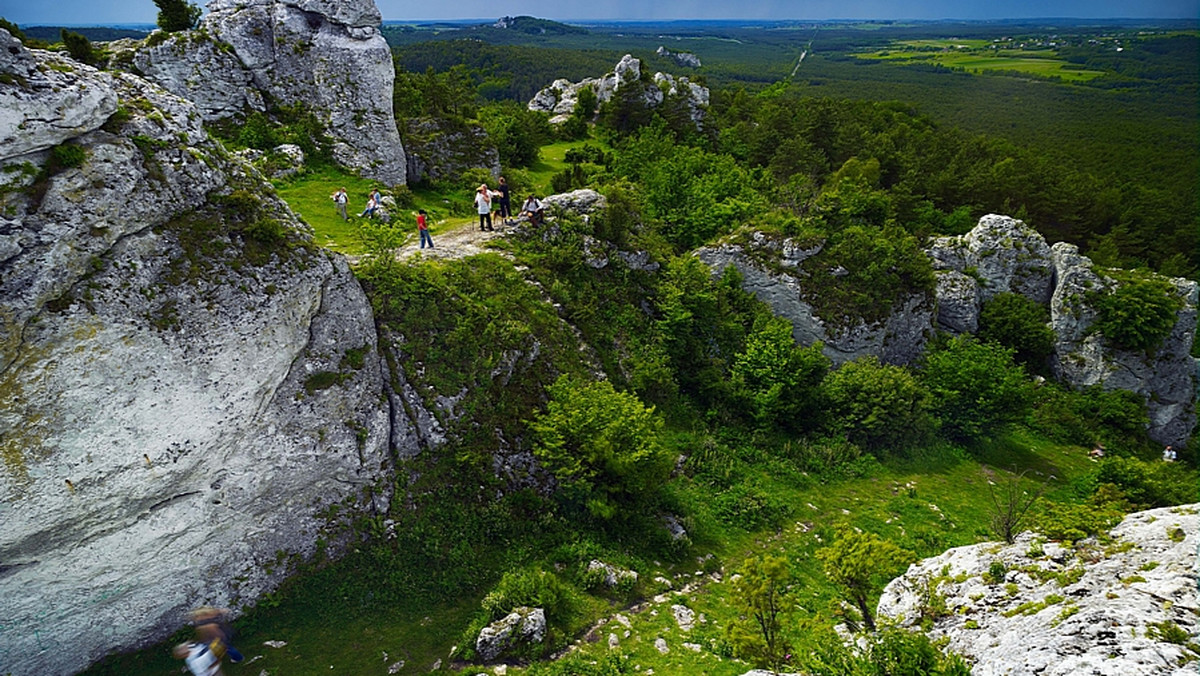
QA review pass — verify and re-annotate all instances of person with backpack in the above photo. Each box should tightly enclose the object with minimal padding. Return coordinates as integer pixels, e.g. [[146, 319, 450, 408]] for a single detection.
[[330, 187, 348, 221], [497, 176, 512, 225], [174, 641, 223, 676], [190, 606, 243, 664]]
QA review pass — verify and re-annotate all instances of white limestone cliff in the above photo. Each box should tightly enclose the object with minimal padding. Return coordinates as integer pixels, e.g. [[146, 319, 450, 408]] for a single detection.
[[114, 0, 407, 184], [0, 31, 399, 676]]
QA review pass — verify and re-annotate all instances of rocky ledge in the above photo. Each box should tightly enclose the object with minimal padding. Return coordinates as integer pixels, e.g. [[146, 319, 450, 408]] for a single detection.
[[879, 505, 1200, 675]]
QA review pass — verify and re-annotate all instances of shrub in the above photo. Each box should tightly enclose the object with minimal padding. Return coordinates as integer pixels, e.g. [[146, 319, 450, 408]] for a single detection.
[[730, 317, 829, 431], [978, 292, 1055, 370], [60, 29, 98, 65], [823, 356, 933, 452], [1033, 502, 1121, 543], [1030, 385, 1149, 450], [818, 527, 915, 631], [727, 554, 795, 672], [530, 375, 672, 521], [1093, 456, 1198, 509], [48, 143, 87, 173], [921, 335, 1032, 443], [1092, 277, 1184, 352]]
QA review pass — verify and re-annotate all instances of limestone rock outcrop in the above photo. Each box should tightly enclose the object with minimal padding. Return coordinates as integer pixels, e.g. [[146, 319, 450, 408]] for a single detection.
[[475, 606, 547, 662], [878, 505, 1200, 675], [0, 36, 394, 676], [114, 0, 407, 184], [930, 214, 1198, 446], [697, 235, 935, 366], [656, 45, 702, 68], [527, 54, 709, 126]]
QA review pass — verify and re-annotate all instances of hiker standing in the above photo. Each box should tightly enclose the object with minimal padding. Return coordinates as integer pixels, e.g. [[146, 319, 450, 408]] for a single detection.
[[475, 184, 494, 231], [417, 209, 434, 249], [331, 187, 348, 221], [497, 176, 512, 225]]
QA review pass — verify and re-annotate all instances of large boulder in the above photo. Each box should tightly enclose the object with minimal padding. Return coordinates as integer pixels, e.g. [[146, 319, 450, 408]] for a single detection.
[[475, 606, 547, 662], [114, 0, 407, 185], [926, 214, 1055, 333], [0, 39, 394, 676], [0, 30, 118, 161], [879, 505, 1199, 676]]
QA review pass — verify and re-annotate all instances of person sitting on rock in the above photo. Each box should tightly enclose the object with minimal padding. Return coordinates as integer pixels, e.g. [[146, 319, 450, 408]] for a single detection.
[[359, 193, 379, 219], [521, 194, 544, 226]]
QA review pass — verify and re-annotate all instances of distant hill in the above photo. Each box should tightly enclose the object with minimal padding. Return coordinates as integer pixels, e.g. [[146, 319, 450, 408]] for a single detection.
[[21, 25, 150, 41], [493, 15, 587, 35]]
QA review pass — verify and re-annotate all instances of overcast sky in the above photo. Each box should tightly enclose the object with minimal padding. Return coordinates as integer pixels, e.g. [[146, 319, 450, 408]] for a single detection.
[[1, 0, 1196, 26]]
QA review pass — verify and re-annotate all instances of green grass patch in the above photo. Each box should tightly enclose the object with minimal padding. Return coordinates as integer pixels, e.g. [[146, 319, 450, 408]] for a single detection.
[[857, 49, 1106, 82]]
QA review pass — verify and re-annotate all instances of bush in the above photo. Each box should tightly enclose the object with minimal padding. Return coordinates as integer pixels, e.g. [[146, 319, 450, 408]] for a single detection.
[[921, 335, 1032, 443], [530, 375, 672, 521], [1030, 385, 1149, 450], [730, 317, 829, 431], [1033, 501, 1121, 543], [1093, 456, 1198, 509], [823, 356, 933, 452], [61, 29, 98, 65], [1092, 277, 1184, 352], [978, 292, 1055, 370]]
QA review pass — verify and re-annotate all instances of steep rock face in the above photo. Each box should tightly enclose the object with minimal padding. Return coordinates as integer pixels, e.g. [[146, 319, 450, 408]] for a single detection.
[[527, 54, 709, 126], [929, 215, 1197, 446], [120, 0, 406, 184], [0, 38, 391, 676], [878, 505, 1199, 676], [1048, 243, 1198, 446], [696, 238, 935, 366]]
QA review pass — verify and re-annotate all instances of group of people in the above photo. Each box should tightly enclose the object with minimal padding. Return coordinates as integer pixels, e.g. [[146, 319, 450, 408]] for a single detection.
[[330, 187, 383, 222], [475, 176, 545, 231], [173, 607, 242, 676], [329, 176, 548, 254]]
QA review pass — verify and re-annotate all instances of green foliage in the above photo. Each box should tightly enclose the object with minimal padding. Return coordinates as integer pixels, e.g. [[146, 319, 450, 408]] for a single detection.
[[1030, 384, 1149, 450], [818, 527, 915, 631], [0, 17, 27, 42], [978, 292, 1056, 370], [530, 375, 672, 521], [921, 335, 1033, 443], [477, 100, 551, 168], [1032, 501, 1122, 543], [727, 554, 796, 672], [801, 624, 970, 675], [60, 29, 98, 65], [1092, 456, 1199, 509], [480, 567, 577, 623], [393, 64, 477, 120], [1091, 276, 1184, 352], [823, 356, 933, 452], [153, 0, 201, 33], [802, 224, 935, 326], [48, 142, 87, 173], [730, 317, 829, 431]]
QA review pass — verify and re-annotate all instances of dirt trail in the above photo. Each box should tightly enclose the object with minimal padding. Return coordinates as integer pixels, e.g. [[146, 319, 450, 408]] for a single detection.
[[396, 218, 521, 262]]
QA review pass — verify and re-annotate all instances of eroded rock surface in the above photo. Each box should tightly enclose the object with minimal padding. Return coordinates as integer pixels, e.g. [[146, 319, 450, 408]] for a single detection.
[[113, 0, 406, 184], [0, 37, 393, 676], [879, 505, 1199, 676]]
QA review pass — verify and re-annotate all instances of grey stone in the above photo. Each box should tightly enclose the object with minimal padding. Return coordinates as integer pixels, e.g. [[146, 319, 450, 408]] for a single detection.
[[528, 55, 708, 127], [879, 505, 1200, 676], [114, 0, 407, 184], [587, 559, 639, 589], [0, 31, 118, 162], [0, 44, 394, 676], [475, 607, 546, 662]]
